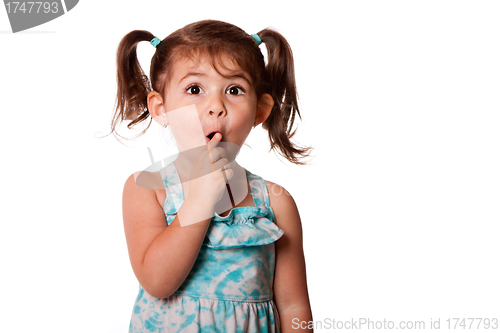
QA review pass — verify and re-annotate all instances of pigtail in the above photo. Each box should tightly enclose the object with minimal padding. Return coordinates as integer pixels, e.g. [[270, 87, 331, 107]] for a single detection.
[[258, 29, 313, 165], [111, 30, 156, 139]]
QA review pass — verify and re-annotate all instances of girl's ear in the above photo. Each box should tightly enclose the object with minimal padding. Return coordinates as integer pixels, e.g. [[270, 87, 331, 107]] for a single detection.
[[255, 93, 274, 126], [148, 91, 168, 127]]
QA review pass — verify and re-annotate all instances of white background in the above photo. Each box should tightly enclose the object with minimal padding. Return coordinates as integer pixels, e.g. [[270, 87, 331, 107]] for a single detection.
[[1, 1, 499, 332]]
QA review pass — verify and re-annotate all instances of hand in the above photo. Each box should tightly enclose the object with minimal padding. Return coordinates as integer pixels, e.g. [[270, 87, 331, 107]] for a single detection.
[[188, 133, 234, 208]]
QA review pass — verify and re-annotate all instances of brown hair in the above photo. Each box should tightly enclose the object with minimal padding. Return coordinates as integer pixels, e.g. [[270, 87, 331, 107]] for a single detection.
[[111, 20, 312, 164]]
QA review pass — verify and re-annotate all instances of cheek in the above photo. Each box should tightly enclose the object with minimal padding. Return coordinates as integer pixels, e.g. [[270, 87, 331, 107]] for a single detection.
[[227, 114, 252, 141], [164, 96, 185, 112], [233, 112, 254, 128]]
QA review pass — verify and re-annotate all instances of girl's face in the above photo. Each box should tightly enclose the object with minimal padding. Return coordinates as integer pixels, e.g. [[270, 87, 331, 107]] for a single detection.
[[163, 55, 262, 149]]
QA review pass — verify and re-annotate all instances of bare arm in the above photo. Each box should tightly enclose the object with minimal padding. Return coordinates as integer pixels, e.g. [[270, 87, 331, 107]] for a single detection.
[[122, 174, 215, 298], [267, 181, 314, 333]]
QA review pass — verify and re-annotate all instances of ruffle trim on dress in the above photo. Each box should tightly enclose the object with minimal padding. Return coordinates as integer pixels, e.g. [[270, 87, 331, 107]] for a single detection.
[[203, 206, 284, 250]]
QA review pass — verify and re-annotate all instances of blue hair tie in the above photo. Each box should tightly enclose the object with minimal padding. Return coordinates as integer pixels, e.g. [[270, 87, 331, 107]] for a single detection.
[[251, 34, 262, 45], [150, 36, 161, 48]]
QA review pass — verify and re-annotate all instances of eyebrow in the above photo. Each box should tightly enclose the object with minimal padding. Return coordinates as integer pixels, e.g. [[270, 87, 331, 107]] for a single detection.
[[178, 71, 252, 86], [225, 72, 252, 86], [179, 72, 207, 84]]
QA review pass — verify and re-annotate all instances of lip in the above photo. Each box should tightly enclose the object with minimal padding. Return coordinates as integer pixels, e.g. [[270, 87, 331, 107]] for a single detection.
[[205, 129, 222, 140]]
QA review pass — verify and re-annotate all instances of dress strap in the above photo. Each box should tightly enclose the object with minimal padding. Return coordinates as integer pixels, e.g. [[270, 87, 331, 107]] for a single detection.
[[246, 170, 271, 208], [159, 162, 184, 219]]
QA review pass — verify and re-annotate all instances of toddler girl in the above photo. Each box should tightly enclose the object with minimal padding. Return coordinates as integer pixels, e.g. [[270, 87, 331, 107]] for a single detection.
[[112, 19, 313, 332]]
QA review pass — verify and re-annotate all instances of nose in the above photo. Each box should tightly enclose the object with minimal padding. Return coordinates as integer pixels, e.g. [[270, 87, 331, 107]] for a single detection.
[[205, 94, 227, 118], [209, 109, 225, 117]]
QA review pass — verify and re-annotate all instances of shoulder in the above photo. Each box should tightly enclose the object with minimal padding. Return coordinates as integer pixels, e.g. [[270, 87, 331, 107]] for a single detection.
[[123, 172, 154, 207], [123, 171, 165, 209], [264, 180, 302, 235], [264, 180, 294, 210]]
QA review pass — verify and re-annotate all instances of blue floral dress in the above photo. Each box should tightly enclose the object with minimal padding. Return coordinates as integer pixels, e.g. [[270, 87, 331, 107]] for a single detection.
[[128, 162, 284, 332]]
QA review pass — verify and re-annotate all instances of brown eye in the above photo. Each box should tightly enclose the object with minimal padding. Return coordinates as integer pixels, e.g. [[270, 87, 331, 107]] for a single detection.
[[227, 86, 244, 95], [187, 85, 202, 94]]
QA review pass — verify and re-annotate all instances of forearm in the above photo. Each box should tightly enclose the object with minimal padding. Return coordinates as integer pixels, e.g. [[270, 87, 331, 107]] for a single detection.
[[280, 306, 314, 333], [139, 195, 214, 298]]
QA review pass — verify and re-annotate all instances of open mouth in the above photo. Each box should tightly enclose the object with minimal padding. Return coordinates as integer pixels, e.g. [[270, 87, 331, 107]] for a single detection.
[[206, 131, 221, 140]]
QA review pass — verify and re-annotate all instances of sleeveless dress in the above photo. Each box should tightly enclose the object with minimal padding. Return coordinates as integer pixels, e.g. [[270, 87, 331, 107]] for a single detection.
[[128, 162, 285, 332]]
